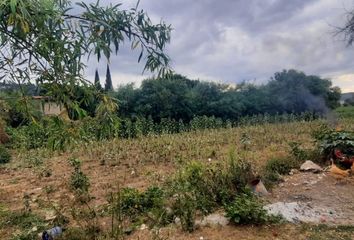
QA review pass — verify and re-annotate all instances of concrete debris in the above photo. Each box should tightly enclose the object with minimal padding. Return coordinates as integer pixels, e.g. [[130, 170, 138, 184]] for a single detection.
[[195, 213, 229, 227], [139, 224, 148, 230], [264, 202, 336, 223], [300, 161, 322, 173]]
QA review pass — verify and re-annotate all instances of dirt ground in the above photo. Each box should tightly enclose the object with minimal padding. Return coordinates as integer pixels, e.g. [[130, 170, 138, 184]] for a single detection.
[[268, 171, 354, 226], [1, 158, 354, 239]]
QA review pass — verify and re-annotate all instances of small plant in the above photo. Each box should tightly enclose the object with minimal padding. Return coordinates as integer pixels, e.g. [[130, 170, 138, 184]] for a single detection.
[[172, 191, 197, 232], [264, 157, 297, 175], [69, 158, 90, 194], [240, 132, 251, 150], [225, 191, 271, 225], [117, 186, 165, 220], [262, 157, 298, 187], [289, 142, 308, 161], [0, 145, 11, 164], [228, 150, 254, 191]]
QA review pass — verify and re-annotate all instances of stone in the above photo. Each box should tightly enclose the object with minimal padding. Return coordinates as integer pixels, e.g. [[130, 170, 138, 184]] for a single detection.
[[289, 169, 299, 175], [44, 210, 56, 221], [250, 179, 269, 196], [174, 217, 181, 225], [196, 213, 229, 227], [140, 224, 148, 230], [300, 161, 322, 173]]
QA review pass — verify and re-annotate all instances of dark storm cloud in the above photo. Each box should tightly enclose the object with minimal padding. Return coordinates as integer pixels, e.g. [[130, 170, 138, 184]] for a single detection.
[[80, 0, 354, 91]]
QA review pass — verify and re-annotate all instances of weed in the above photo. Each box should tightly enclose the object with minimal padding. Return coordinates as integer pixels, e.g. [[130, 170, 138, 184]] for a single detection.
[[302, 224, 354, 240], [225, 190, 274, 225], [289, 142, 308, 161], [116, 186, 165, 220], [0, 145, 11, 164], [57, 228, 87, 240], [265, 157, 297, 175], [172, 191, 197, 232], [44, 185, 55, 194], [69, 158, 90, 194], [0, 210, 46, 234], [262, 157, 299, 187]]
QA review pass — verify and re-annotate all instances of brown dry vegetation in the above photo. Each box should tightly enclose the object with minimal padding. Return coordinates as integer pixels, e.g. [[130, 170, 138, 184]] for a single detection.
[[1, 118, 354, 239]]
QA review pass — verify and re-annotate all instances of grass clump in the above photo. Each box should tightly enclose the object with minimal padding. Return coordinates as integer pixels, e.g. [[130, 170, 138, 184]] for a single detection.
[[0, 145, 11, 164], [108, 185, 169, 236], [262, 152, 302, 188], [225, 191, 272, 225], [168, 151, 267, 232], [0, 209, 46, 240], [118, 186, 165, 219]]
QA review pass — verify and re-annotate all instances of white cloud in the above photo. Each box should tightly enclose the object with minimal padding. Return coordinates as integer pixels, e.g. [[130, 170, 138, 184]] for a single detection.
[[332, 74, 354, 92]]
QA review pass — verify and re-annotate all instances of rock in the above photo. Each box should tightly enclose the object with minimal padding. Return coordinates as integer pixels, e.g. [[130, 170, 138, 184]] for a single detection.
[[123, 227, 133, 235], [44, 210, 57, 221], [289, 169, 299, 175], [300, 161, 322, 173], [250, 179, 269, 196], [140, 224, 148, 230], [196, 213, 229, 227], [174, 217, 181, 225]]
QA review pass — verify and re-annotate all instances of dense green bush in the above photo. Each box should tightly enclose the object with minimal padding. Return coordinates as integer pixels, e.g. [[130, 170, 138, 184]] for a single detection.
[[313, 127, 354, 161], [225, 191, 271, 225], [0, 145, 11, 164]]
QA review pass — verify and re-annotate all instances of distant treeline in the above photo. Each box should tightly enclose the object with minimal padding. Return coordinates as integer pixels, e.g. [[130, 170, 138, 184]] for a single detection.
[[112, 69, 340, 123], [0, 69, 341, 126]]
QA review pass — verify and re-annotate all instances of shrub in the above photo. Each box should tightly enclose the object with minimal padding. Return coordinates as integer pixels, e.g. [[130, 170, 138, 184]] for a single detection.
[[262, 157, 299, 188], [0, 145, 11, 164], [69, 158, 90, 193], [289, 142, 308, 161], [264, 157, 297, 176], [172, 190, 197, 232], [113, 186, 165, 222], [313, 127, 354, 162], [225, 191, 270, 225], [228, 150, 254, 191]]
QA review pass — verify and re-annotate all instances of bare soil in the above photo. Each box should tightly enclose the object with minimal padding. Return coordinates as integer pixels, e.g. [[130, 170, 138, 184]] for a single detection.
[[267, 171, 354, 225]]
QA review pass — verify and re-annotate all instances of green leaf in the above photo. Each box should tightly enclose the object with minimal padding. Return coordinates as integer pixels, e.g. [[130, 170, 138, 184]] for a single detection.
[[10, 0, 17, 14]]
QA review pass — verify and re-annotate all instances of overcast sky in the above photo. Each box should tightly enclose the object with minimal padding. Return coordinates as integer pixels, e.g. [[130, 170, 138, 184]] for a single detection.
[[84, 0, 354, 93]]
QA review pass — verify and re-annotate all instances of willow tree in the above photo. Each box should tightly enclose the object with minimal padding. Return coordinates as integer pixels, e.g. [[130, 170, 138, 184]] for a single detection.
[[0, 0, 171, 118]]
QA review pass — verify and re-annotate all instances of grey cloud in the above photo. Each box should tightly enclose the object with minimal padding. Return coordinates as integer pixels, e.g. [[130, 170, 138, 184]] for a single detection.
[[79, 0, 354, 91]]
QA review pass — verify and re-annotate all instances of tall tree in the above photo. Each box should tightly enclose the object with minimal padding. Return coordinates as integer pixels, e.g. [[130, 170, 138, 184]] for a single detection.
[[94, 69, 102, 90], [105, 65, 113, 92]]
